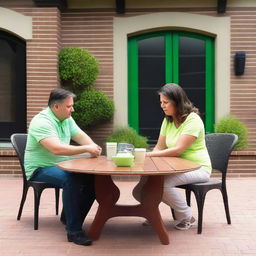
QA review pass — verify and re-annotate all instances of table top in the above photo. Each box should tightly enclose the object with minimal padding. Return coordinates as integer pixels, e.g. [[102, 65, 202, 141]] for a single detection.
[[57, 156, 200, 175]]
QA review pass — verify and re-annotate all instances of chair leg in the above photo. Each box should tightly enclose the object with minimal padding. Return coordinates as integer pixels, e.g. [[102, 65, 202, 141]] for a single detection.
[[33, 188, 44, 230], [221, 187, 231, 224], [171, 208, 176, 220], [185, 189, 192, 206], [55, 188, 60, 215], [17, 184, 29, 220], [193, 190, 207, 234]]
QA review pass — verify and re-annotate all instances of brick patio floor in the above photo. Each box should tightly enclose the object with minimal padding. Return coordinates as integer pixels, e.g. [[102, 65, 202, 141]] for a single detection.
[[1, 177, 256, 256]]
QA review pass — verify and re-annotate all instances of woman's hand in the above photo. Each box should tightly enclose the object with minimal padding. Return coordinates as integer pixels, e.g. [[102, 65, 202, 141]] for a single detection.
[[146, 151, 154, 157]]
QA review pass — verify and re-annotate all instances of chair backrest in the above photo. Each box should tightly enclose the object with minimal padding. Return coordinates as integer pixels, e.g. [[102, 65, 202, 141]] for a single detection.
[[10, 133, 28, 180], [205, 133, 238, 174]]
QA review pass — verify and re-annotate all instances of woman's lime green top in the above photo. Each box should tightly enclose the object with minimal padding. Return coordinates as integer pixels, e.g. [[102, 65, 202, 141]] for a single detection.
[[160, 112, 212, 172]]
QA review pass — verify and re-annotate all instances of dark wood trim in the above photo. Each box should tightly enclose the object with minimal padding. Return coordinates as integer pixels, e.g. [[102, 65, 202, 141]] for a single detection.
[[217, 0, 227, 13], [116, 0, 125, 14], [33, 0, 67, 10]]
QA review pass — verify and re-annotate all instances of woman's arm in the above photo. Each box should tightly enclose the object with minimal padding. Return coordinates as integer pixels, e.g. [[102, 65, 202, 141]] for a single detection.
[[152, 135, 167, 151], [147, 134, 196, 157]]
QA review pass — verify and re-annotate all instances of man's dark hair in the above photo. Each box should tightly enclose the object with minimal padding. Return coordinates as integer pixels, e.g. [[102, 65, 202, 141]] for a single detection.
[[48, 88, 76, 107]]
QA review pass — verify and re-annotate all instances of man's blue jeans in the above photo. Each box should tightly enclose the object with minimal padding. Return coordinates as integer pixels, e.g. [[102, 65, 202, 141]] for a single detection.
[[30, 166, 95, 234]]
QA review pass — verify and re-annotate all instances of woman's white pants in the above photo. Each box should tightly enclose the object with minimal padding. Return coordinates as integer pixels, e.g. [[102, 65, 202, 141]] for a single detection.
[[133, 167, 210, 221]]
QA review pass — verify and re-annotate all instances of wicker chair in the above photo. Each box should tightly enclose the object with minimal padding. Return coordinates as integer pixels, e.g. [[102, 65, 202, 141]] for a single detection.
[[174, 133, 238, 234]]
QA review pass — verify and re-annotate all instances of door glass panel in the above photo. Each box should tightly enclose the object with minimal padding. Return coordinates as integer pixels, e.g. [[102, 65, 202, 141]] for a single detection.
[[0, 40, 16, 122], [179, 36, 206, 121], [0, 31, 26, 140], [138, 36, 165, 142], [129, 32, 213, 144]]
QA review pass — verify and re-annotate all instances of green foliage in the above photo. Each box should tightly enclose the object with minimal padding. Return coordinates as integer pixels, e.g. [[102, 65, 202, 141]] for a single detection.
[[214, 115, 248, 150], [72, 87, 114, 128], [106, 127, 149, 149], [59, 47, 99, 91], [58, 47, 114, 128]]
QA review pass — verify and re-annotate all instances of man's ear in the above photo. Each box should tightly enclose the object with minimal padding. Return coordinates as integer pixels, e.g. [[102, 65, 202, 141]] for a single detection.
[[52, 103, 59, 111]]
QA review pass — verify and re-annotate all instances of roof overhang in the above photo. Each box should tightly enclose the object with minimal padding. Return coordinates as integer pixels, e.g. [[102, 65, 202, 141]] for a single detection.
[[33, 0, 67, 10]]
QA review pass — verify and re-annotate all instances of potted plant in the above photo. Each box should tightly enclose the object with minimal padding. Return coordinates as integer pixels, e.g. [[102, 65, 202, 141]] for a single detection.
[[59, 47, 99, 92], [106, 126, 149, 149], [72, 86, 114, 128], [214, 115, 248, 150], [58, 47, 114, 128]]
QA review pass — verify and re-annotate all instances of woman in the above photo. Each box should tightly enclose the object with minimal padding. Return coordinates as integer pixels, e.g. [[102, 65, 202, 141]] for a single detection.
[[133, 83, 212, 230]]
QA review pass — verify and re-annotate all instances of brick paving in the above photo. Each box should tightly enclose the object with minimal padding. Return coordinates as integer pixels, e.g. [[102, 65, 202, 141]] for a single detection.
[[1, 177, 256, 256]]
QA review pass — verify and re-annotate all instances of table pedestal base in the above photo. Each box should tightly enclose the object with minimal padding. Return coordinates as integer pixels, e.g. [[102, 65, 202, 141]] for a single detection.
[[88, 175, 169, 245]]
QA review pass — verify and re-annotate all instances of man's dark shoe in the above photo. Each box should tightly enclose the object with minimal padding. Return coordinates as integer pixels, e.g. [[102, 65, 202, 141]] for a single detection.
[[67, 231, 92, 246]]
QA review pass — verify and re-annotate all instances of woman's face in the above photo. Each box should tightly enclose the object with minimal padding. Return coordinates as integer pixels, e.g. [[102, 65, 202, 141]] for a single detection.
[[160, 93, 176, 116]]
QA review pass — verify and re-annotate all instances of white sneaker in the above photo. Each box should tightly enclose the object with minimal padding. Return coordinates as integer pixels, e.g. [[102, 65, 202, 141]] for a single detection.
[[175, 216, 197, 230]]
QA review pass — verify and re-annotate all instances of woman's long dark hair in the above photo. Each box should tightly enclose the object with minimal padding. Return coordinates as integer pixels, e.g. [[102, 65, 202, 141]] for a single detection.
[[158, 83, 199, 123]]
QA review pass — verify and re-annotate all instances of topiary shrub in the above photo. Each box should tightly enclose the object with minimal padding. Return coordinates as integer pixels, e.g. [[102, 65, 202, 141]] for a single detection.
[[214, 115, 248, 150], [59, 47, 99, 91], [72, 87, 114, 128], [106, 127, 149, 149]]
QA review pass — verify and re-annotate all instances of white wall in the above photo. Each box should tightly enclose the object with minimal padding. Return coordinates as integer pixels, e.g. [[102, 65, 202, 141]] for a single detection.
[[0, 7, 32, 39]]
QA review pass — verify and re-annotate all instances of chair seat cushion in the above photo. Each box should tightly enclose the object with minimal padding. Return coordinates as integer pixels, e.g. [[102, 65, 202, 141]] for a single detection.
[[189, 178, 221, 186], [178, 178, 221, 188]]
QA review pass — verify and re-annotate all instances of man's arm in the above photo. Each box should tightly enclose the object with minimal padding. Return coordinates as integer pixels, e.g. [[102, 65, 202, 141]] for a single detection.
[[71, 130, 95, 145], [72, 130, 102, 156], [40, 131, 102, 157]]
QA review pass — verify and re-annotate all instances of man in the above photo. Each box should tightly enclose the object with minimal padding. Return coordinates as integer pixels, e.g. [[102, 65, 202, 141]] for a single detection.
[[24, 88, 102, 246]]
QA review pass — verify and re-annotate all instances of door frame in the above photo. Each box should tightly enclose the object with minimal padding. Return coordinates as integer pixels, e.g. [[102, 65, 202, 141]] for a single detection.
[[113, 12, 230, 128], [128, 31, 215, 134], [0, 30, 27, 140]]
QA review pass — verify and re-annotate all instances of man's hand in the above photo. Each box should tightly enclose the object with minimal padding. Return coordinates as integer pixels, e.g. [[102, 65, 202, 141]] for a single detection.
[[86, 144, 102, 157], [40, 137, 102, 156]]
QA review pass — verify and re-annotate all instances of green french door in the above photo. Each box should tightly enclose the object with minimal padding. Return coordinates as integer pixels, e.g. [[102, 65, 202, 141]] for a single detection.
[[128, 31, 215, 143]]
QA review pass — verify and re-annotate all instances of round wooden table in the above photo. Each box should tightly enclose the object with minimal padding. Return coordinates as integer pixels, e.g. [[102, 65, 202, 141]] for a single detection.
[[58, 156, 200, 245]]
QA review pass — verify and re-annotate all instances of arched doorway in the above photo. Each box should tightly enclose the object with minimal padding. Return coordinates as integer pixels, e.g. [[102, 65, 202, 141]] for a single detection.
[[128, 31, 214, 143], [0, 30, 26, 140]]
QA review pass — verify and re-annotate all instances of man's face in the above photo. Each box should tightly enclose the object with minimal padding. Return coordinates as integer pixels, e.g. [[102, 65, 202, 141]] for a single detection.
[[53, 96, 74, 121]]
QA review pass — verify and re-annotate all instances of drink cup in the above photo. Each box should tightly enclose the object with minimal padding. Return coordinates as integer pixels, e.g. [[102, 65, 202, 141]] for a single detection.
[[134, 148, 146, 164], [106, 142, 117, 160]]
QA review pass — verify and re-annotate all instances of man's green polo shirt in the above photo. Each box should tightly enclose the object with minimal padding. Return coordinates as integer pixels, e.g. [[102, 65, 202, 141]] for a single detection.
[[24, 107, 82, 179]]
